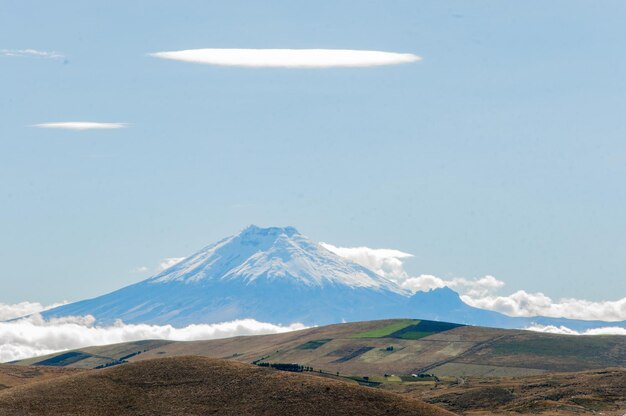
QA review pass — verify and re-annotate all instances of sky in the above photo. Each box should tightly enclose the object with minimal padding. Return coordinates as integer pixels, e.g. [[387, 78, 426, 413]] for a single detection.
[[1, 0, 626, 311]]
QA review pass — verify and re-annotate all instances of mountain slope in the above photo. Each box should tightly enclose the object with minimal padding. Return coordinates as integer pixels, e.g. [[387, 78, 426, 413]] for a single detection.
[[0, 356, 454, 416], [150, 225, 404, 291], [40, 225, 626, 330], [41, 225, 410, 326]]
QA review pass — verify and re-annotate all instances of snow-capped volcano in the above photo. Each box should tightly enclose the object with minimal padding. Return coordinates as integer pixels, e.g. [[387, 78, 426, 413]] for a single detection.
[[41, 226, 410, 326], [39, 225, 626, 330], [150, 225, 405, 294]]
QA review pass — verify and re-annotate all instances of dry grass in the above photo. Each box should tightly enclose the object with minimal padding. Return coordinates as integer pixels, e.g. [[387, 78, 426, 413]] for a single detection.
[[0, 356, 455, 416], [0, 364, 84, 390], [12, 320, 624, 381], [383, 367, 626, 415]]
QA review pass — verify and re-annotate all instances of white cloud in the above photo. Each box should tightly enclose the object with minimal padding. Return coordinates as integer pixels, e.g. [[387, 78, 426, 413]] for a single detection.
[[525, 324, 626, 336], [133, 257, 185, 275], [34, 122, 128, 130], [149, 48, 421, 68], [1, 49, 65, 60], [400, 274, 447, 292], [400, 274, 505, 297], [0, 301, 67, 321], [323, 243, 626, 322], [0, 313, 306, 363], [321, 243, 503, 296], [463, 290, 626, 322], [158, 257, 185, 272], [320, 243, 412, 280]]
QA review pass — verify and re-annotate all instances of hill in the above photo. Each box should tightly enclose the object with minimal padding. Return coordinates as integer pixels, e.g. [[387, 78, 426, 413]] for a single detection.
[[395, 368, 626, 415], [0, 364, 83, 390], [38, 225, 626, 331], [13, 319, 626, 379], [0, 356, 453, 416]]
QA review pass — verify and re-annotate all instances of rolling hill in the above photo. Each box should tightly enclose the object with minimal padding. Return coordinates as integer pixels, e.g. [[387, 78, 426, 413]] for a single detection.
[[409, 368, 626, 415], [13, 319, 626, 379], [0, 364, 83, 390], [0, 356, 454, 416]]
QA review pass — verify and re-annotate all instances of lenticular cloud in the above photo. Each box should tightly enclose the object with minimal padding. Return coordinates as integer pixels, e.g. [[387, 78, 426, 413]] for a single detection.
[[149, 48, 421, 68], [0, 314, 306, 363], [34, 122, 128, 130]]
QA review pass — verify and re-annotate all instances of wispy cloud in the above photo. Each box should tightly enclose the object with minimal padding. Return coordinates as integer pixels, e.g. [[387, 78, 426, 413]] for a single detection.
[[0, 314, 306, 363], [323, 243, 626, 322], [149, 48, 421, 68], [133, 257, 185, 275], [1, 49, 65, 60], [34, 122, 128, 131], [158, 257, 185, 272], [0, 301, 67, 321]]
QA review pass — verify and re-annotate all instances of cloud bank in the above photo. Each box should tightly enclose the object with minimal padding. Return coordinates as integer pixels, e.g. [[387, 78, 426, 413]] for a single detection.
[[467, 291, 626, 322], [0, 314, 306, 363], [525, 324, 626, 336], [149, 48, 421, 68], [322, 243, 626, 322], [1, 49, 65, 60], [34, 122, 128, 130]]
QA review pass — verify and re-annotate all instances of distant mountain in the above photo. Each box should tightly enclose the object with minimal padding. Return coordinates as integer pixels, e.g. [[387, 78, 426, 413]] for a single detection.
[[404, 286, 625, 331], [41, 225, 625, 330]]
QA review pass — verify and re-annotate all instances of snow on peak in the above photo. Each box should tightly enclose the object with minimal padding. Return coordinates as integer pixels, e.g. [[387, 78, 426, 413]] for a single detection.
[[149, 225, 406, 293]]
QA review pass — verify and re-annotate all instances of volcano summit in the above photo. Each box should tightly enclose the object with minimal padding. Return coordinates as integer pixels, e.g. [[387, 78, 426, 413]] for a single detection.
[[41, 226, 625, 331]]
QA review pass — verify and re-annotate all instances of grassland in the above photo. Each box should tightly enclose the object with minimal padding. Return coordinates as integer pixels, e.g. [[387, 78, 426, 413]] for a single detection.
[[491, 335, 618, 357], [296, 339, 332, 350], [351, 319, 419, 338], [5, 319, 626, 415], [0, 365, 84, 390], [386, 368, 626, 415], [352, 319, 466, 341], [0, 357, 454, 416], [10, 319, 626, 381]]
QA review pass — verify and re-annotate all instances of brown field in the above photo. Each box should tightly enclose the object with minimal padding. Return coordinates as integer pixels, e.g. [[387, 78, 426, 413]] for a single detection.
[[387, 367, 626, 415], [0, 356, 454, 416]]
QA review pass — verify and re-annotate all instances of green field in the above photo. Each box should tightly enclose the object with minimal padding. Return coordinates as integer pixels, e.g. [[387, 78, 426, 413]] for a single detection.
[[352, 319, 464, 340], [351, 320, 419, 338], [394, 331, 434, 340], [392, 320, 465, 340]]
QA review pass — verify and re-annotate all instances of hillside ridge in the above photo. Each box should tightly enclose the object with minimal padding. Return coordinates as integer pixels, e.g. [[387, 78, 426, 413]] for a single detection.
[[0, 356, 454, 416]]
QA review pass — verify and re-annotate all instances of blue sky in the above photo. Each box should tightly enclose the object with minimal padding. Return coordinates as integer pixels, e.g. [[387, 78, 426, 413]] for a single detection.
[[1, 0, 625, 306]]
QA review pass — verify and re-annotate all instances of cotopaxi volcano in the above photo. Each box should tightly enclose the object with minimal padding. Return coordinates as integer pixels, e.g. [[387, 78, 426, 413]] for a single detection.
[[41, 226, 625, 330]]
